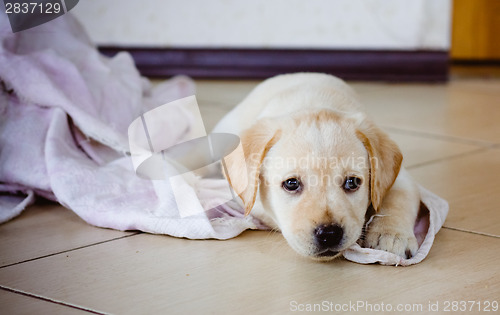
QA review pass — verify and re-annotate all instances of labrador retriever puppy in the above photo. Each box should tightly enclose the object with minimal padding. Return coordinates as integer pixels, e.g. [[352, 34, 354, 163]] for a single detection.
[[213, 73, 419, 261]]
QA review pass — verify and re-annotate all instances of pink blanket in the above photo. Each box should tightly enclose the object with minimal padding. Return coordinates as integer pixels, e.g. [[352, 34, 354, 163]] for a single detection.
[[0, 12, 261, 239], [0, 12, 448, 265]]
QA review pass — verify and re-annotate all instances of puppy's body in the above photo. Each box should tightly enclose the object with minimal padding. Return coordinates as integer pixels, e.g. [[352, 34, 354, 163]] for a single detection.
[[213, 73, 419, 260], [214, 74, 362, 136]]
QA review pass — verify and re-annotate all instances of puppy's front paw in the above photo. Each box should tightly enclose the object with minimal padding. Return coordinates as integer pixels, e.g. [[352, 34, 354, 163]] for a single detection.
[[364, 222, 418, 259]]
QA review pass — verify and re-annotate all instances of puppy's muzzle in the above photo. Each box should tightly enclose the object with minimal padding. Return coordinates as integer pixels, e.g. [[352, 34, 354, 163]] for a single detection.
[[314, 224, 343, 256]]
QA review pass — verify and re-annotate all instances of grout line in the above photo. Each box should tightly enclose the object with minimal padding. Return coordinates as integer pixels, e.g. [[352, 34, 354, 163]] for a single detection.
[[442, 226, 500, 239], [406, 147, 488, 170], [382, 126, 496, 147], [197, 100, 236, 109], [0, 232, 142, 270], [0, 286, 109, 314]]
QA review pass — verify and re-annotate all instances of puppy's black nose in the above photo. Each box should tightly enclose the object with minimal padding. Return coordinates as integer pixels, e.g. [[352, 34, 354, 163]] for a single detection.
[[314, 224, 343, 249]]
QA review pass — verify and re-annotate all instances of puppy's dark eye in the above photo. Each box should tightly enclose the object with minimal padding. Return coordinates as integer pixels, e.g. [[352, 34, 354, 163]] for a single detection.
[[282, 178, 301, 192], [343, 177, 361, 192]]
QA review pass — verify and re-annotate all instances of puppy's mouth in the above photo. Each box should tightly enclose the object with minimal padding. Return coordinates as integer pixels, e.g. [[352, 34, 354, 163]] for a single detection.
[[318, 249, 339, 257], [311, 248, 343, 261]]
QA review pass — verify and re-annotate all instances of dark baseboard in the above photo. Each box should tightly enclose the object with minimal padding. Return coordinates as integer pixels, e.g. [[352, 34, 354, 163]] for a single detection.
[[99, 47, 449, 82], [452, 59, 500, 65]]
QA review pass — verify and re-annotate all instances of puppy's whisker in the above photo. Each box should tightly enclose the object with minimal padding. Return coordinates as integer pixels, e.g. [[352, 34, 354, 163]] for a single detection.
[[264, 228, 280, 239]]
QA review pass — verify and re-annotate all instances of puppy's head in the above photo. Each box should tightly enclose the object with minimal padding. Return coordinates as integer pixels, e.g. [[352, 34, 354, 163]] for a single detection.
[[223, 109, 402, 261]]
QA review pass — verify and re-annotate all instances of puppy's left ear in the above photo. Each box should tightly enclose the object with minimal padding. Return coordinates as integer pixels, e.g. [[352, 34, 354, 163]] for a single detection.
[[223, 118, 281, 216], [355, 117, 402, 211]]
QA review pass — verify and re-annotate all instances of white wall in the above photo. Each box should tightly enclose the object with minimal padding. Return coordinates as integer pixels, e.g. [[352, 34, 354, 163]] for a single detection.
[[72, 0, 451, 50]]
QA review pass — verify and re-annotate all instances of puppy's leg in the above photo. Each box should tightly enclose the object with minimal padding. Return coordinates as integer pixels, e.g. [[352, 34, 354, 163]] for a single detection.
[[364, 168, 420, 258]]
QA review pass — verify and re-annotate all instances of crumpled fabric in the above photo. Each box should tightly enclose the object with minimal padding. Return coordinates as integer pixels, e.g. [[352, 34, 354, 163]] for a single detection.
[[0, 12, 262, 239], [343, 185, 449, 266]]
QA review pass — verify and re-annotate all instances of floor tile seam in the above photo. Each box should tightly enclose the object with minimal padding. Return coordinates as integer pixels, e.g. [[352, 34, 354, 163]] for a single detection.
[[442, 226, 500, 239], [406, 147, 489, 170], [447, 85, 500, 97], [382, 126, 496, 147], [0, 286, 108, 315], [0, 232, 142, 270], [197, 100, 236, 108]]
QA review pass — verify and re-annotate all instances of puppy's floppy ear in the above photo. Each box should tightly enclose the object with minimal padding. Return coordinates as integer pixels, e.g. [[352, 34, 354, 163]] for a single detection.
[[223, 119, 281, 216], [355, 117, 402, 211]]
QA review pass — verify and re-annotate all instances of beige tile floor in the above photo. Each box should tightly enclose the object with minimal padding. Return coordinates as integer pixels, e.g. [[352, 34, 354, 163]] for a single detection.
[[1, 72, 500, 314]]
